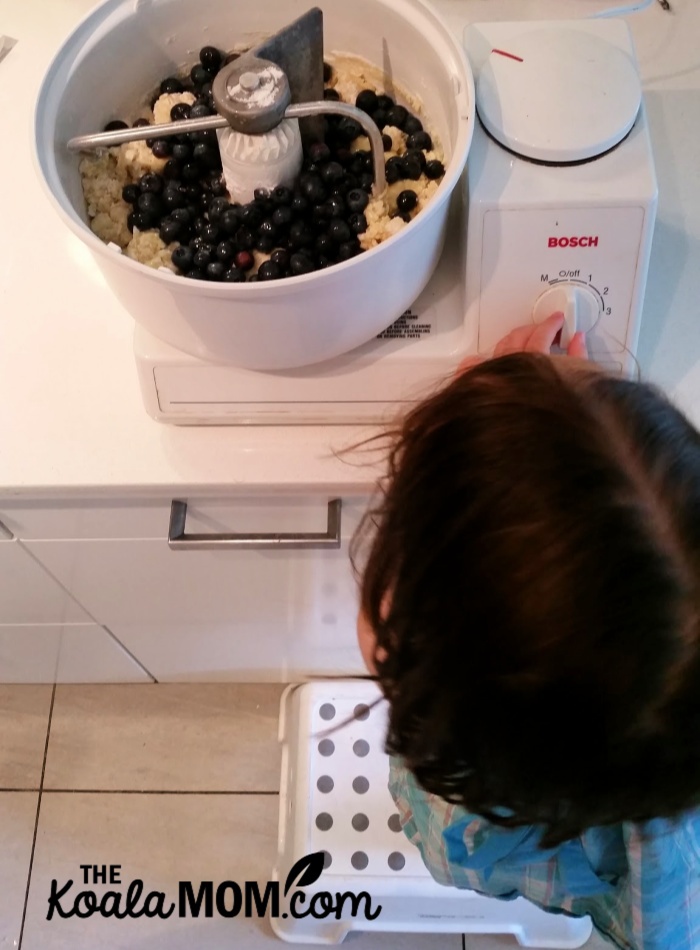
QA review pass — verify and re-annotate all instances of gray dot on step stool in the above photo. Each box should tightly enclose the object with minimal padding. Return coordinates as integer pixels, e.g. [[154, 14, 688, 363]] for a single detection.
[[351, 851, 369, 870], [319, 703, 336, 721], [322, 850, 332, 869], [318, 739, 335, 757], [354, 703, 370, 721], [353, 739, 370, 757], [352, 776, 369, 794], [317, 775, 334, 794], [351, 813, 369, 831], [388, 813, 402, 832], [315, 812, 333, 831], [388, 851, 406, 871]]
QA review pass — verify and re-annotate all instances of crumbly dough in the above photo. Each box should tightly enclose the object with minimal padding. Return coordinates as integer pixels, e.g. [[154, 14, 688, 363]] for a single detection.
[[125, 230, 178, 271]]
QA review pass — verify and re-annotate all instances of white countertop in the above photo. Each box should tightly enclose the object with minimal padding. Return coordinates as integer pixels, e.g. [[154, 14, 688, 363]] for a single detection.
[[1, 0, 698, 497]]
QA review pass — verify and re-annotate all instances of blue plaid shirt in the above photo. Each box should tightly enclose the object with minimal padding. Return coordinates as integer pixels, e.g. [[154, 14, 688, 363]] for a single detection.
[[389, 757, 700, 949]]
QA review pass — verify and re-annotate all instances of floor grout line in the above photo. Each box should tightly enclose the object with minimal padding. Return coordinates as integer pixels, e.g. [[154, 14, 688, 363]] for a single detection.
[[17, 682, 56, 950], [38, 788, 280, 795]]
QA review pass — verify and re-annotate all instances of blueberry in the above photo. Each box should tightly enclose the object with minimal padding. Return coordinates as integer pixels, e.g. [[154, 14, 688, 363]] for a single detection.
[[162, 159, 181, 180], [159, 219, 182, 243], [170, 103, 192, 122], [377, 94, 394, 111], [103, 119, 128, 132], [258, 260, 283, 281], [172, 245, 194, 271], [210, 176, 228, 197], [425, 159, 445, 180], [190, 64, 214, 87], [132, 211, 156, 230], [137, 192, 163, 216], [193, 142, 213, 162], [382, 133, 392, 152], [397, 189, 418, 214], [208, 197, 231, 224], [386, 105, 408, 129], [202, 223, 220, 244], [221, 208, 242, 235], [259, 219, 278, 239], [300, 174, 326, 204], [193, 247, 214, 268], [356, 90, 378, 114], [240, 205, 262, 229], [311, 203, 332, 224], [271, 248, 290, 269], [182, 163, 202, 183], [140, 172, 164, 194], [234, 250, 255, 271], [255, 235, 274, 254], [289, 252, 315, 276], [320, 162, 344, 185], [160, 76, 184, 95], [215, 240, 235, 263], [403, 115, 423, 136], [206, 261, 226, 280], [173, 142, 192, 162], [132, 118, 151, 128], [289, 221, 314, 248], [401, 155, 423, 180], [349, 212, 368, 234], [190, 103, 213, 119], [272, 206, 293, 228], [323, 62, 333, 83], [291, 195, 309, 215], [171, 208, 192, 225], [315, 233, 335, 257], [200, 46, 222, 72], [327, 196, 345, 218], [162, 189, 185, 210], [337, 119, 362, 144], [406, 148, 427, 171], [346, 189, 369, 213], [338, 240, 361, 261], [200, 82, 214, 100], [186, 268, 206, 280], [328, 219, 352, 244], [122, 184, 140, 204], [323, 88, 341, 102], [235, 227, 255, 251], [372, 109, 388, 131], [183, 183, 202, 201], [307, 142, 332, 166], [359, 173, 375, 191], [273, 186, 293, 205], [223, 266, 246, 282], [407, 131, 433, 151]]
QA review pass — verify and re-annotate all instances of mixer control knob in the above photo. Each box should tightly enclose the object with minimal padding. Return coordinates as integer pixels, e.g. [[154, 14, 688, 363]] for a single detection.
[[533, 284, 601, 348]]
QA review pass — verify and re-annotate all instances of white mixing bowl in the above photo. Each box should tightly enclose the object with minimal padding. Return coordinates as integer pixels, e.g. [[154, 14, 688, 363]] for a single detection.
[[35, 0, 474, 370]]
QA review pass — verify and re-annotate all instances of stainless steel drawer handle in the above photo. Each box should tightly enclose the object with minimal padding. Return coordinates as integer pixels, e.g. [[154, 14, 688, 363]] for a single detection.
[[168, 500, 342, 550]]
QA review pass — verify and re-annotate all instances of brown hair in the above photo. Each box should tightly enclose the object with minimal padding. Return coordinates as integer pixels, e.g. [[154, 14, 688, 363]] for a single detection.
[[352, 354, 700, 846]]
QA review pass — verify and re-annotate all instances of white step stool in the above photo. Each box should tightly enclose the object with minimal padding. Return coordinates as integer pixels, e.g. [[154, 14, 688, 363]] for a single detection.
[[271, 679, 593, 946]]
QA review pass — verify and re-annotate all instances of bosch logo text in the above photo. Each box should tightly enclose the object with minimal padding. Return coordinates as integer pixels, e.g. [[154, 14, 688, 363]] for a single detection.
[[548, 236, 599, 248]]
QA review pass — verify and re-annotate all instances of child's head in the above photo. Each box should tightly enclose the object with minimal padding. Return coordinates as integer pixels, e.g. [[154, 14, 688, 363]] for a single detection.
[[354, 353, 700, 845]]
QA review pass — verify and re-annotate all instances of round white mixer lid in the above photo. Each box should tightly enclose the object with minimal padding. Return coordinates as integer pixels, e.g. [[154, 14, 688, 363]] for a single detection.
[[475, 27, 642, 163]]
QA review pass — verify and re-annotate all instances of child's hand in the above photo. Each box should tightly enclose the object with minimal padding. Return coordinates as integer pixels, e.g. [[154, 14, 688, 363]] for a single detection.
[[494, 312, 588, 359]]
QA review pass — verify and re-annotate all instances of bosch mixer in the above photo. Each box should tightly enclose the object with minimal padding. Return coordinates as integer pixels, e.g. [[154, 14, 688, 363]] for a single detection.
[[34, 3, 657, 425]]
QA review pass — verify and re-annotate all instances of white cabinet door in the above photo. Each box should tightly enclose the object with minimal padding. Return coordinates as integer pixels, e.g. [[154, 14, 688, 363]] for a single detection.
[[0, 624, 152, 683], [0, 536, 90, 624], [24, 497, 368, 682]]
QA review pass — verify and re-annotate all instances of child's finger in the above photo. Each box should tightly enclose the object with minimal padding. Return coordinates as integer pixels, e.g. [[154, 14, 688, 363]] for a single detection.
[[493, 326, 533, 357], [526, 312, 566, 353], [567, 332, 589, 360]]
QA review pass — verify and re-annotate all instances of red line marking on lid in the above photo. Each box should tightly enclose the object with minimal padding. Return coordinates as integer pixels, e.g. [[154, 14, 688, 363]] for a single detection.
[[491, 48, 524, 62]]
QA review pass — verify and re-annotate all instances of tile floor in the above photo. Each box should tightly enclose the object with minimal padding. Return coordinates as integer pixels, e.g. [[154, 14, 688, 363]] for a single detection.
[[0, 683, 612, 950]]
